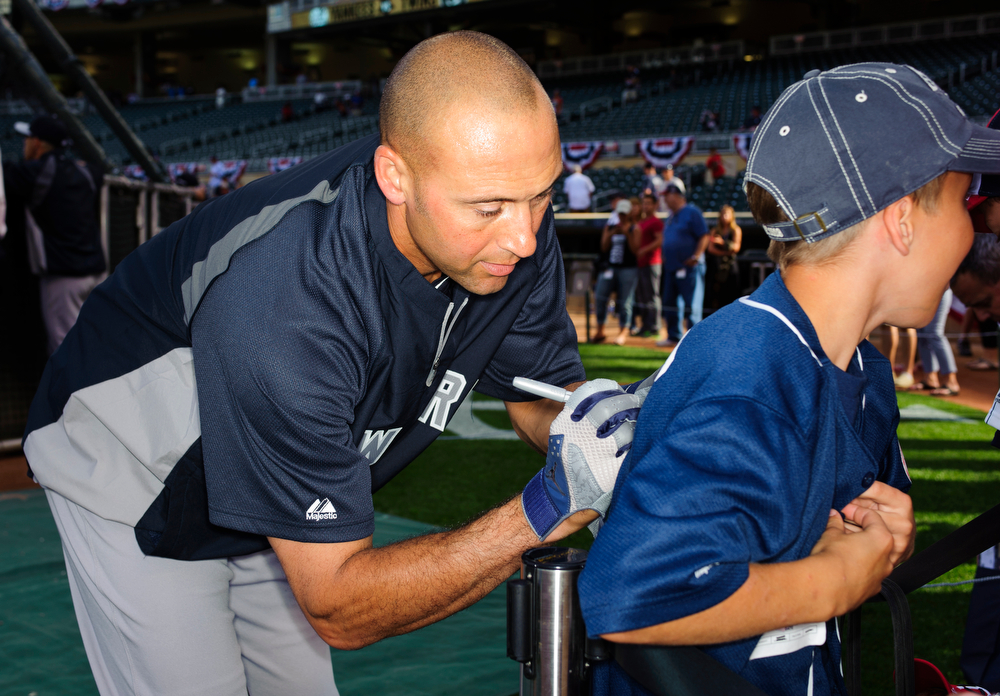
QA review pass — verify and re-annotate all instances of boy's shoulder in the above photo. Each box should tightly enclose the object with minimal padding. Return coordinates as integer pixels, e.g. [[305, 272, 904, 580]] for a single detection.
[[653, 273, 892, 427]]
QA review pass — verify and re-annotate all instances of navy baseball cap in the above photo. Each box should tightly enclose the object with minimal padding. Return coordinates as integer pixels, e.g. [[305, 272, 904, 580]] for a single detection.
[[14, 115, 69, 147], [745, 63, 1000, 243], [967, 107, 1000, 215]]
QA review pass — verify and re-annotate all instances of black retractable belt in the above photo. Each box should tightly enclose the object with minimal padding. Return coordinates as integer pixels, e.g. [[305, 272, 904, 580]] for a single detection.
[[843, 502, 1000, 696], [614, 644, 771, 696]]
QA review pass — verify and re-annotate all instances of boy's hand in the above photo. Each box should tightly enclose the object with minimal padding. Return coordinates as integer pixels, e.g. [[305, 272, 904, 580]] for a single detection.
[[809, 508, 895, 615], [841, 482, 915, 565]]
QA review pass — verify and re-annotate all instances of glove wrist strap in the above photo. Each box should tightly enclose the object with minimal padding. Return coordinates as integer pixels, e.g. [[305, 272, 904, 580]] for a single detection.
[[522, 469, 560, 540]]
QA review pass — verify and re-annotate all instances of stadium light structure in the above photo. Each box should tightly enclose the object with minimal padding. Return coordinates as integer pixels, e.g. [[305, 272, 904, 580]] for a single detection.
[[11, 0, 168, 183]]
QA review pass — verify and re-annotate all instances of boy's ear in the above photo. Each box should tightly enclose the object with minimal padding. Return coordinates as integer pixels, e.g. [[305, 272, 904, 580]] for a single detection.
[[881, 195, 916, 256]]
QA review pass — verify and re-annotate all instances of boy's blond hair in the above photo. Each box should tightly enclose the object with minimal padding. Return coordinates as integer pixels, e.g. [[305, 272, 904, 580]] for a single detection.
[[747, 175, 947, 271]]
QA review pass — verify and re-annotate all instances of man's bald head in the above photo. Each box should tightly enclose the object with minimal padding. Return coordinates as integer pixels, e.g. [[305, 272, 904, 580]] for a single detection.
[[380, 31, 550, 167]]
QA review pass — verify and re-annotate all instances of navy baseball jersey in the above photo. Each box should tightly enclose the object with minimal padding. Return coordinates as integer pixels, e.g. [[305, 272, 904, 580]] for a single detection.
[[580, 272, 910, 696], [23, 134, 585, 561]]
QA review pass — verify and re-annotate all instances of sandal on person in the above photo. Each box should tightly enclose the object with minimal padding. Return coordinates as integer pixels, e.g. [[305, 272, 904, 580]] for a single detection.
[[929, 387, 960, 397], [907, 382, 935, 391], [967, 358, 998, 371]]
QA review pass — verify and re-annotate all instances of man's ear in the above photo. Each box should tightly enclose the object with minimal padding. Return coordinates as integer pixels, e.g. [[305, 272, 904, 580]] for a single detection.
[[374, 144, 409, 207], [882, 195, 916, 257]]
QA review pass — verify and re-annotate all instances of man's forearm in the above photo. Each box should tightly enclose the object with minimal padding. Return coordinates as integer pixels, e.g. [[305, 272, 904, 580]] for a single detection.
[[275, 496, 539, 650]]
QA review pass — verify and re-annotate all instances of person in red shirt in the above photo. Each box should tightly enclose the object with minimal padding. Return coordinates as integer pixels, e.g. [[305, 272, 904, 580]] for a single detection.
[[706, 147, 725, 184], [633, 192, 663, 337]]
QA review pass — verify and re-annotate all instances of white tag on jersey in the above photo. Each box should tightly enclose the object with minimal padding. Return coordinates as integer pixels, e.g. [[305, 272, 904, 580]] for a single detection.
[[985, 388, 1000, 432], [675, 268, 686, 279], [749, 622, 826, 660]]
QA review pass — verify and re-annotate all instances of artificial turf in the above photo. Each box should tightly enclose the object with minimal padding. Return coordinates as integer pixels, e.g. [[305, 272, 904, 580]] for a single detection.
[[373, 344, 999, 694]]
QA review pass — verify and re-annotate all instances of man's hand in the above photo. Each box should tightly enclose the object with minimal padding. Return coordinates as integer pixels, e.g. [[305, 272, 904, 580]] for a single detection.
[[521, 379, 641, 540], [841, 482, 915, 565]]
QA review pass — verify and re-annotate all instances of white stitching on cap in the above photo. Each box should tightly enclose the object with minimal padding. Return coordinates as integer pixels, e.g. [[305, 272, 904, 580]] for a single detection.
[[809, 82, 866, 219], [823, 73, 961, 154], [746, 81, 807, 178], [748, 173, 797, 218], [819, 80, 875, 213]]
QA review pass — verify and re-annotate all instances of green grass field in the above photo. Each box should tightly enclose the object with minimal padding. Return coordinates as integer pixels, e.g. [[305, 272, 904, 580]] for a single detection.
[[372, 344, 999, 693]]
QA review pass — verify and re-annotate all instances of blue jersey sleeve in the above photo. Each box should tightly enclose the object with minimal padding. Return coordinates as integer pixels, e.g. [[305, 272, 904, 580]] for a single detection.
[[192, 206, 380, 544], [475, 209, 586, 401], [580, 396, 817, 637]]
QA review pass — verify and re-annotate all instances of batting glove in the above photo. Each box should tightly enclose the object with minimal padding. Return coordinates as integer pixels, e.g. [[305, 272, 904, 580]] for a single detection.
[[521, 379, 641, 540], [623, 370, 659, 406]]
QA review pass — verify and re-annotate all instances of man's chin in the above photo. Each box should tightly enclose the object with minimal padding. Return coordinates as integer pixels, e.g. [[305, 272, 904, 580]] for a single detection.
[[455, 273, 510, 296]]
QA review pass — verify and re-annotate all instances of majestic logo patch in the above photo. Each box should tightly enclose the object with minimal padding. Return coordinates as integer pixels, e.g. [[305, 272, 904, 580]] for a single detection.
[[359, 427, 402, 465], [306, 498, 337, 521], [418, 370, 467, 432]]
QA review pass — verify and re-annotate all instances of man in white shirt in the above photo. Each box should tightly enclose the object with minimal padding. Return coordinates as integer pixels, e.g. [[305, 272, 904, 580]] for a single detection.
[[563, 164, 595, 212]]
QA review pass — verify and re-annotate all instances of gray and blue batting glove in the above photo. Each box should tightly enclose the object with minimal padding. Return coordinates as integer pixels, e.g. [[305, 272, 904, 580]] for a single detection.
[[521, 379, 641, 540], [623, 370, 659, 406]]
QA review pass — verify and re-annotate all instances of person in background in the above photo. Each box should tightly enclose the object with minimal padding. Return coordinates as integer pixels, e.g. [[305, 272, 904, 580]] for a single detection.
[[705, 147, 725, 185], [705, 203, 742, 310], [594, 199, 639, 346], [743, 105, 762, 130], [633, 192, 663, 337], [885, 325, 918, 389], [563, 164, 595, 212], [908, 288, 961, 397], [656, 181, 709, 347], [4, 114, 105, 355], [550, 88, 563, 122]]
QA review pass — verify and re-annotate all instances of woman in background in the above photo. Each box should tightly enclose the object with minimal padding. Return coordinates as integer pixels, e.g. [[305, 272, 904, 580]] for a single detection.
[[705, 204, 742, 311]]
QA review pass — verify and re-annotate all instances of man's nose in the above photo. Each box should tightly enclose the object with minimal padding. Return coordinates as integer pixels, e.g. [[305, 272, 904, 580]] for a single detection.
[[497, 204, 538, 259]]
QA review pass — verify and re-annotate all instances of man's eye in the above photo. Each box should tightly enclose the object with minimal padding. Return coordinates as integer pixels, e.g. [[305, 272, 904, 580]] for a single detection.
[[476, 208, 502, 218]]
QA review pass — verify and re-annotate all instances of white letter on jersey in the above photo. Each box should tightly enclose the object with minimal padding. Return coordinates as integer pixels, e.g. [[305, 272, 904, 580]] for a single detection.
[[418, 370, 467, 432], [359, 427, 402, 465]]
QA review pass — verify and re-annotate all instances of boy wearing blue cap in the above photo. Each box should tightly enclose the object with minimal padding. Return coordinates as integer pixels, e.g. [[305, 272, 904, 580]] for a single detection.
[[580, 63, 1000, 696]]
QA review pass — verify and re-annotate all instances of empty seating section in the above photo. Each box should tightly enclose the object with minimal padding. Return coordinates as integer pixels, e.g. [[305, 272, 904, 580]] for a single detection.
[[554, 36, 999, 140], [0, 36, 994, 172], [551, 165, 749, 214]]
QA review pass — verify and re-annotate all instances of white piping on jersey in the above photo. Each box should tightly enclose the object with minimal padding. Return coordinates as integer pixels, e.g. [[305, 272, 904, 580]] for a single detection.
[[807, 656, 815, 696], [426, 296, 469, 387], [739, 297, 823, 367], [855, 346, 867, 412], [653, 332, 688, 382]]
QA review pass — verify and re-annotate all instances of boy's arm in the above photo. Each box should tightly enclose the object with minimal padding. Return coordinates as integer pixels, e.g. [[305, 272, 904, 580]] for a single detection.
[[602, 506, 895, 646]]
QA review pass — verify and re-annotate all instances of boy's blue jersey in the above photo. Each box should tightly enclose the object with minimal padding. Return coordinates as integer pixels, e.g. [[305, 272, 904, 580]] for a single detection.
[[580, 271, 910, 696], [23, 134, 585, 561]]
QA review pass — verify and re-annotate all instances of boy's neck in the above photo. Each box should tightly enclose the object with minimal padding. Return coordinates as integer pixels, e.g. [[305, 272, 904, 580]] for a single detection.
[[781, 264, 878, 371]]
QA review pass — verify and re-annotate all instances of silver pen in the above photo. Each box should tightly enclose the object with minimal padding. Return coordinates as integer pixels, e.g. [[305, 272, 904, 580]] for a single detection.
[[513, 376, 571, 403]]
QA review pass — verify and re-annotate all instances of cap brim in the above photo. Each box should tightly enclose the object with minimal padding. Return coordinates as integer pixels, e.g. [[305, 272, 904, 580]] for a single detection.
[[13, 122, 31, 137], [950, 121, 1000, 174], [912, 658, 951, 694]]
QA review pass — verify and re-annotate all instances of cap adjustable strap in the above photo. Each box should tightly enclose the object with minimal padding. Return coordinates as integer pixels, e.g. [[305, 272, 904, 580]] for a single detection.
[[763, 208, 835, 242]]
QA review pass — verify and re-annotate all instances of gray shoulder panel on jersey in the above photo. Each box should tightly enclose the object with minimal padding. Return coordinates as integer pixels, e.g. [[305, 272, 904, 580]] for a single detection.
[[24, 347, 200, 527], [181, 180, 341, 325]]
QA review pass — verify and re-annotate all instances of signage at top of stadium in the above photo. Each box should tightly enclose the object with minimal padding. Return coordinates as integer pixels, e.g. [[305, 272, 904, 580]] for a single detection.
[[268, 0, 477, 32]]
